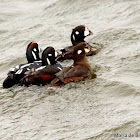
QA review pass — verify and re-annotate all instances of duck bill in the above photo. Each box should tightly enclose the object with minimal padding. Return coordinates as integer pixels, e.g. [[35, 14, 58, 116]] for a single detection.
[[89, 30, 93, 36]]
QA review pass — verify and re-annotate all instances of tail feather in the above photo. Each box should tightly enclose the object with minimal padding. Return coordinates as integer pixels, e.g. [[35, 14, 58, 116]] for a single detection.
[[50, 78, 63, 87]]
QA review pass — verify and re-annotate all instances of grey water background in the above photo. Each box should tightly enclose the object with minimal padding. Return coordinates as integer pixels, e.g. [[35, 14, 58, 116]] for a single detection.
[[0, 0, 140, 139]]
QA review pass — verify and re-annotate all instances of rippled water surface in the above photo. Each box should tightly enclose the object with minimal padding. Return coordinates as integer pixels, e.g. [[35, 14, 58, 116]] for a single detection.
[[0, 0, 140, 139]]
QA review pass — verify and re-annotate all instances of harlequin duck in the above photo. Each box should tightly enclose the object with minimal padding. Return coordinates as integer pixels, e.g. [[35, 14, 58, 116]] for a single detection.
[[3, 42, 41, 88], [26, 42, 41, 63], [51, 42, 92, 86], [57, 25, 93, 61], [20, 47, 62, 86]]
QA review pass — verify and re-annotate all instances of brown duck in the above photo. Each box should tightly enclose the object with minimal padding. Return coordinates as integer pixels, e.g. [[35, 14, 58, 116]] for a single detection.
[[51, 42, 92, 86]]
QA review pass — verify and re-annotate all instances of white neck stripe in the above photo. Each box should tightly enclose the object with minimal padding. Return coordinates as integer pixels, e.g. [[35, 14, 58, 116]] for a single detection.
[[46, 58, 51, 65], [32, 51, 37, 60]]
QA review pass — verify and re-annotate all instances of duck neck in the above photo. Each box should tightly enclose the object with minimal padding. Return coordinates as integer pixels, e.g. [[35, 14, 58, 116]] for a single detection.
[[73, 57, 90, 67]]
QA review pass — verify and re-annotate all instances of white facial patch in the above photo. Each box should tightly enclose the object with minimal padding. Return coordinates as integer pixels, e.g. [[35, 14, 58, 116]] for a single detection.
[[32, 51, 37, 60], [75, 31, 79, 35], [55, 52, 58, 57], [85, 48, 90, 53], [77, 50, 82, 54], [84, 27, 90, 37], [72, 34, 75, 41], [33, 48, 37, 52], [48, 54, 52, 56], [46, 58, 50, 65]]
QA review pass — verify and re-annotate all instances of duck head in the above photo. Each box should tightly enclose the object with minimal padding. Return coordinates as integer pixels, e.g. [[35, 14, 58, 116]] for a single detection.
[[26, 42, 40, 63], [71, 25, 92, 45]]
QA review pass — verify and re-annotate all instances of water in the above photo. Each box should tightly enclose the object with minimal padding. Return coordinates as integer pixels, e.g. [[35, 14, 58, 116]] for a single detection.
[[0, 0, 140, 139]]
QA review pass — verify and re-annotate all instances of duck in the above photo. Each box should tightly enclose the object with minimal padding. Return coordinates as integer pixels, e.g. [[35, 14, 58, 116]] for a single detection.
[[51, 42, 92, 86], [57, 25, 93, 61], [20, 46, 62, 86], [3, 42, 41, 88]]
